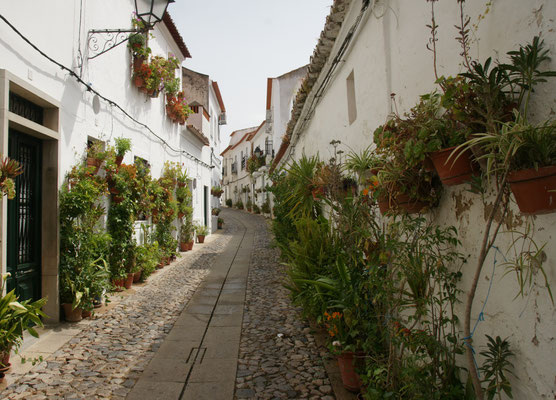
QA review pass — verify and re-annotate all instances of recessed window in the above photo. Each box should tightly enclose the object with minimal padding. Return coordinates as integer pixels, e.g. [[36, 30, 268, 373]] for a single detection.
[[346, 70, 357, 125]]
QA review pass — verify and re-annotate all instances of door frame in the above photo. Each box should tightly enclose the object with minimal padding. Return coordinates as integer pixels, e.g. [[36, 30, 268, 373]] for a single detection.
[[0, 70, 60, 323]]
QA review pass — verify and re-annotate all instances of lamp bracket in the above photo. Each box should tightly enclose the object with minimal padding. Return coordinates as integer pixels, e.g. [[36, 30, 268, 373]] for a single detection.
[[87, 28, 143, 60]]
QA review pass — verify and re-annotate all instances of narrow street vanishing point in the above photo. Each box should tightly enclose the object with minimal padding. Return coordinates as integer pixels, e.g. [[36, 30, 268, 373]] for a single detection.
[[1, 209, 340, 400]]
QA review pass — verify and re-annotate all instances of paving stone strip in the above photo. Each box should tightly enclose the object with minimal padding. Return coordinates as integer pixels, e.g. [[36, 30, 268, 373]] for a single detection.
[[235, 213, 335, 400], [0, 228, 234, 400]]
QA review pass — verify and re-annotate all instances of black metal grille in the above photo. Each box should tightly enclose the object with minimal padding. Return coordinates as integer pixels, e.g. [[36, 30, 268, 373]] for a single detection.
[[9, 92, 44, 125], [17, 143, 35, 264]]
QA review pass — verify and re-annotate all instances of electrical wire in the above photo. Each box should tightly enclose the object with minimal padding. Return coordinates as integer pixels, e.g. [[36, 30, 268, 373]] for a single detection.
[[0, 13, 211, 169]]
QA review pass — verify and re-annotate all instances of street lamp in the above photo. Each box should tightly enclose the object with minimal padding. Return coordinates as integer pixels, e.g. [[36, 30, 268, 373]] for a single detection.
[[87, 0, 174, 60], [135, 0, 174, 28], [254, 147, 262, 158]]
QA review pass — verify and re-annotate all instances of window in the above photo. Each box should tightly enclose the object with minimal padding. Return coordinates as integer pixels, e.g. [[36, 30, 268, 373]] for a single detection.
[[346, 70, 357, 125], [265, 137, 273, 156]]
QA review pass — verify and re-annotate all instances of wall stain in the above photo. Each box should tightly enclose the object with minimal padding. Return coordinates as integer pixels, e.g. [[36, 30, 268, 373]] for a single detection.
[[483, 202, 525, 229], [453, 192, 474, 220]]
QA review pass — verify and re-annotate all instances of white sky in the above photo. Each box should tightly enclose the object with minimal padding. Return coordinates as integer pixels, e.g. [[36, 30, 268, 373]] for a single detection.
[[168, 0, 333, 147]]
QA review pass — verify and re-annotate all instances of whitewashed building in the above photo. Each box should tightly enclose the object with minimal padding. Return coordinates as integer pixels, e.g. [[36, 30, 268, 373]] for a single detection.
[[0, 1, 221, 322], [181, 67, 226, 228], [272, 0, 556, 398]]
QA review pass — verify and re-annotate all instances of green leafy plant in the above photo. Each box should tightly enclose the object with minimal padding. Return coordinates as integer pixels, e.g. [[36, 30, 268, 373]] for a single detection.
[[114, 137, 132, 159], [211, 207, 221, 216], [235, 199, 244, 210], [225, 198, 233, 207], [480, 335, 515, 400], [0, 274, 46, 364], [194, 223, 209, 236]]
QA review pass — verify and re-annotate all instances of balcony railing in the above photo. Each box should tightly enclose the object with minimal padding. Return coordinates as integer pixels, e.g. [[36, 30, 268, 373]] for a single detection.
[[241, 156, 247, 170], [231, 162, 238, 174]]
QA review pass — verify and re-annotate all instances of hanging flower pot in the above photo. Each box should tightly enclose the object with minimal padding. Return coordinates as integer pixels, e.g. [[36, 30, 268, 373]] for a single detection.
[[429, 146, 478, 186], [133, 54, 146, 71], [377, 193, 430, 215], [86, 157, 101, 175], [337, 352, 364, 392], [115, 155, 124, 166], [508, 165, 556, 215], [134, 76, 145, 89], [62, 303, 83, 322]]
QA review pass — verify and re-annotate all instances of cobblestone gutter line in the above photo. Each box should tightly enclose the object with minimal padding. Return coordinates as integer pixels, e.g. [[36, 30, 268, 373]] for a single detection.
[[1, 231, 233, 400], [235, 216, 334, 400]]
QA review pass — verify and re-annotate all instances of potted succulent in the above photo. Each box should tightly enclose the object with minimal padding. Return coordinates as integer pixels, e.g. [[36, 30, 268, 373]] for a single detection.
[[0, 273, 46, 374], [194, 223, 209, 244]]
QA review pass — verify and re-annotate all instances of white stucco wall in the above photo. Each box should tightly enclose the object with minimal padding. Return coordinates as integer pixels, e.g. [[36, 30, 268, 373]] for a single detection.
[[0, 0, 216, 237], [287, 0, 556, 398]]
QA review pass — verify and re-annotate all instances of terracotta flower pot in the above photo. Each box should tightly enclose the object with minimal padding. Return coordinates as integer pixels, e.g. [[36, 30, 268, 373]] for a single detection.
[[133, 54, 145, 71], [134, 76, 145, 89], [378, 193, 430, 215], [180, 242, 189, 252], [197, 235, 205, 244], [63, 303, 83, 322], [187, 240, 194, 250], [508, 165, 556, 215], [337, 352, 364, 393], [429, 146, 478, 186], [115, 155, 124, 166], [82, 309, 92, 318], [0, 351, 11, 369], [133, 269, 142, 283], [124, 273, 134, 289], [86, 157, 101, 175], [111, 194, 124, 204], [112, 278, 125, 291], [217, 222, 223, 229]]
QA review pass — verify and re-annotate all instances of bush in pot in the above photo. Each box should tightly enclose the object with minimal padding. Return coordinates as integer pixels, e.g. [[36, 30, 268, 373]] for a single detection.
[[194, 223, 209, 243], [0, 274, 46, 369]]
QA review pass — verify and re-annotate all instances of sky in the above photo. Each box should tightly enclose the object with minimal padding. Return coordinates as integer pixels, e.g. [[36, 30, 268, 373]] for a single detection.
[[168, 0, 333, 147]]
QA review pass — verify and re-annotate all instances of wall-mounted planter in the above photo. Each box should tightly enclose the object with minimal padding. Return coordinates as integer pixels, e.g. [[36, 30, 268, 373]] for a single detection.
[[378, 193, 430, 215], [508, 165, 556, 215], [429, 146, 477, 186]]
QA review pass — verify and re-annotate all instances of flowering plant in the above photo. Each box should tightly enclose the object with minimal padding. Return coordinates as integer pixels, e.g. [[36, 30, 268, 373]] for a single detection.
[[0, 156, 22, 199], [166, 91, 193, 124]]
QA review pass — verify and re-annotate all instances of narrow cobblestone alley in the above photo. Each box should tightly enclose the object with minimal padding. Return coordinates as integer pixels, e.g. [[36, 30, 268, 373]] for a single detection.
[[1, 209, 334, 400]]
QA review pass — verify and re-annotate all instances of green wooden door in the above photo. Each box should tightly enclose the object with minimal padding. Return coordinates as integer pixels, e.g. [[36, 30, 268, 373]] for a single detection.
[[7, 130, 42, 302]]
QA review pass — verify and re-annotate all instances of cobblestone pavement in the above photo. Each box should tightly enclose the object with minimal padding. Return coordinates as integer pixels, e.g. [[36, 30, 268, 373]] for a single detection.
[[1, 229, 233, 400], [235, 214, 334, 400]]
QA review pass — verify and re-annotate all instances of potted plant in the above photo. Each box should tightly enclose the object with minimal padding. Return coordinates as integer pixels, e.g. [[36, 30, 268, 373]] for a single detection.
[[179, 224, 192, 251], [217, 217, 224, 229], [114, 137, 132, 166], [211, 207, 221, 216], [194, 223, 209, 243], [0, 274, 46, 373], [0, 156, 22, 199], [211, 186, 223, 197], [225, 198, 233, 208], [85, 141, 107, 175], [127, 32, 151, 70]]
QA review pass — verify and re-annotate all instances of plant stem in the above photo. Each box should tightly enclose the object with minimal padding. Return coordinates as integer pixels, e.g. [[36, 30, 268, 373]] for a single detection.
[[464, 173, 508, 400]]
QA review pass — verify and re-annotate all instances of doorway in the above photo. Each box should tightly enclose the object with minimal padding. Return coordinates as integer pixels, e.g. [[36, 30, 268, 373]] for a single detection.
[[7, 130, 42, 302]]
